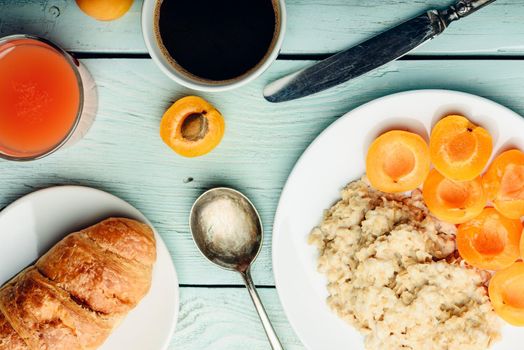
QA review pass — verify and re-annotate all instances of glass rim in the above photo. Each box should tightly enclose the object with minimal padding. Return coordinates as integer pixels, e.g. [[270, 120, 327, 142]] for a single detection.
[[0, 34, 84, 161]]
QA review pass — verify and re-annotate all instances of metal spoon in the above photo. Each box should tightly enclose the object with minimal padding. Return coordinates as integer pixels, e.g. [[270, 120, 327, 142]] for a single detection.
[[189, 187, 283, 350]]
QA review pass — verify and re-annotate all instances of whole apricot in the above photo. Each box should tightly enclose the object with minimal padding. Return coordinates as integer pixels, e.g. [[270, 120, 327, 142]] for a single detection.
[[76, 0, 133, 21]]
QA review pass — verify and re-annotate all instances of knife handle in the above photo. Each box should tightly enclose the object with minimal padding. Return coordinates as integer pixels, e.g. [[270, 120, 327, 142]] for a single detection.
[[439, 0, 496, 24]]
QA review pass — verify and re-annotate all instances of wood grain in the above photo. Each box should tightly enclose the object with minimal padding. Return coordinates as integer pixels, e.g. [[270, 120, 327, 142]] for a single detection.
[[1, 58, 524, 285], [0, 0, 522, 55], [3, 3, 524, 349], [172, 287, 303, 350]]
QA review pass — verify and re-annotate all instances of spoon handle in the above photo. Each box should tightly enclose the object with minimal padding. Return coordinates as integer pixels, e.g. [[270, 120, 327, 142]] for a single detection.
[[240, 270, 284, 350]]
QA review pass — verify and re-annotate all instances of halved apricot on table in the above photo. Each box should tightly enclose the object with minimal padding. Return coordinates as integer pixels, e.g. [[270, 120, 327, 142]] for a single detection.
[[160, 96, 225, 157], [457, 208, 522, 270], [422, 169, 486, 224], [483, 149, 524, 219], [489, 262, 524, 326], [430, 115, 493, 181], [366, 130, 430, 193]]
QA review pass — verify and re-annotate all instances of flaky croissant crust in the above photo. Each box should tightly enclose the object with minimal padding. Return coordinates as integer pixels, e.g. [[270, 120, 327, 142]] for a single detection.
[[0, 217, 156, 350]]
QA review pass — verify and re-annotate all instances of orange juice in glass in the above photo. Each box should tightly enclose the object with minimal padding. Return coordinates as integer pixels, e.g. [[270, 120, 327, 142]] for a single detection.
[[0, 35, 93, 160]]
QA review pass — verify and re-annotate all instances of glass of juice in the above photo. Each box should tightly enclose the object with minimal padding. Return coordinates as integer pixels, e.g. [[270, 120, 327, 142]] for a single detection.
[[0, 35, 95, 161]]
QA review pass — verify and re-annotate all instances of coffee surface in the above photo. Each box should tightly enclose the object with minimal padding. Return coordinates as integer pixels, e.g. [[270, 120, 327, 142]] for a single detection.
[[157, 0, 277, 81]]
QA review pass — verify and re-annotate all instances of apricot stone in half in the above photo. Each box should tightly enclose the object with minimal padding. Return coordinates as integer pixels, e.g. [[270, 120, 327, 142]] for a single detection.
[[457, 208, 522, 271], [160, 96, 225, 158], [430, 115, 493, 181], [422, 169, 486, 224], [483, 149, 524, 219], [366, 130, 430, 193], [489, 262, 524, 326]]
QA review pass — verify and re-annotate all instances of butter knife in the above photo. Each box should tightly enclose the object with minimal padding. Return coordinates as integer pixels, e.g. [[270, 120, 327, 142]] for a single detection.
[[264, 0, 496, 103]]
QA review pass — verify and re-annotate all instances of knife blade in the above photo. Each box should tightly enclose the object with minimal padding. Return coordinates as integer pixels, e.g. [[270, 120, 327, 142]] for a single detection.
[[263, 0, 496, 103]]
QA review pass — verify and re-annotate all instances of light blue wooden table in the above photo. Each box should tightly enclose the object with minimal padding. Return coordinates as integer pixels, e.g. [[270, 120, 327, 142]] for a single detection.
[[1, 1, 524, 349]]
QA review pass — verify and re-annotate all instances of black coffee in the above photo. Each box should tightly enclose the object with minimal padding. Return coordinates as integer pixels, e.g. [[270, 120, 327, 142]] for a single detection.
[[155, 0, 278, 82]]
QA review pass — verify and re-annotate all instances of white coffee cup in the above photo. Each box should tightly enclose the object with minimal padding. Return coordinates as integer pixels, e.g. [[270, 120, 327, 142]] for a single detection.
[[141, 0, 286, 92]]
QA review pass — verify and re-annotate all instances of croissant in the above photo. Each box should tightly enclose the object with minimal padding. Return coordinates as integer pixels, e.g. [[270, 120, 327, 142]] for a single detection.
[[0, 217, 156, 350]]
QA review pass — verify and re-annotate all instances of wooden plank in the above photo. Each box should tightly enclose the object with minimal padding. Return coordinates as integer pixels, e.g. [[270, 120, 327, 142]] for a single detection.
[[171, 287, 302, 349], [0, 0, 523, 55], [1, 58, 524, 285]]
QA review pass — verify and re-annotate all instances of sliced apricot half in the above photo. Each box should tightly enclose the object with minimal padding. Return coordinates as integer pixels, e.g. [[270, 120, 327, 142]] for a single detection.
[[430, 115, 493, 181], [521, 228, 524, 259], [422, 169, 486, 224], [483, 149, 524, 219], [457, 208, 522, 270], [160, 96, 225, 158], [366, 130, 430, 193], [489, 262, 524, 326]]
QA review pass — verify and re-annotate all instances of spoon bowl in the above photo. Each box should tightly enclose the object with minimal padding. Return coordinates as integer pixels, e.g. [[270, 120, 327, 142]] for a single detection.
[[190, 187, 262, 272]]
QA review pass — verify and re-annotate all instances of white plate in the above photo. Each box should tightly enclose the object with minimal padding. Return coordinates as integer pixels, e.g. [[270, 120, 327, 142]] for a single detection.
[[0, 186, 179, 350], [273, 90, 524, 350]]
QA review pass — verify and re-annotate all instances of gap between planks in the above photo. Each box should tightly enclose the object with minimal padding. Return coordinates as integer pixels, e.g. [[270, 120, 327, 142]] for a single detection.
[[179, 284, 277, 289], [71, 52, 524, 61]]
